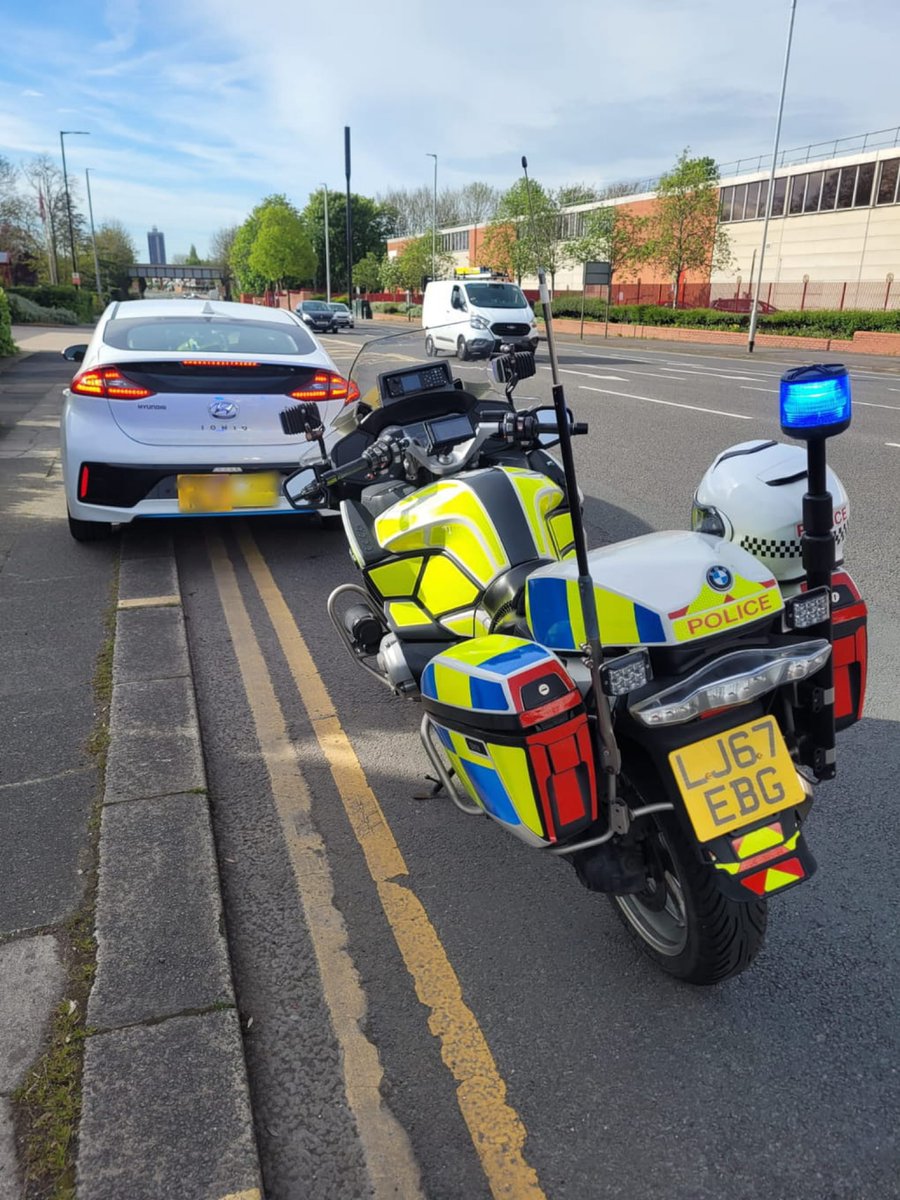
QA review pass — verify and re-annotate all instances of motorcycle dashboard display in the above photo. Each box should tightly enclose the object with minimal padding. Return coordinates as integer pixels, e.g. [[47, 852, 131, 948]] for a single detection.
[[399, 412, 474, 452], [378, 360, 454, 404]]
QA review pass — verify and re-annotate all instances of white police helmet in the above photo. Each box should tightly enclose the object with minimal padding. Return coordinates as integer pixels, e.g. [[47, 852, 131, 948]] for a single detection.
[[692, 439, 849, 583]]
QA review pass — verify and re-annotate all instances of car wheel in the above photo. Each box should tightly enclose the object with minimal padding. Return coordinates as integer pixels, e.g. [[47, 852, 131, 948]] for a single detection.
[[67, 509, 113, 542], [425, 335, 435, 357], [456, 337, 469, 362]]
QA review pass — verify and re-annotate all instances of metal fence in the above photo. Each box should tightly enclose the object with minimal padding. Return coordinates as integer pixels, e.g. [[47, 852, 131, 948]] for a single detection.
[[571, 279, 900, 312]]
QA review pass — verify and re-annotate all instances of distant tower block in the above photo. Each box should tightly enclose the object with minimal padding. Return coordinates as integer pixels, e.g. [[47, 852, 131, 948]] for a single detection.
[[147, 227, 167, 265]]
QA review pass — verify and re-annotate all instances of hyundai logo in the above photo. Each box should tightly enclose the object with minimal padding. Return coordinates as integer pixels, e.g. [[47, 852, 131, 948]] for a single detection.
[[706, 565, 733, 592], [209, 398, 238, 419]]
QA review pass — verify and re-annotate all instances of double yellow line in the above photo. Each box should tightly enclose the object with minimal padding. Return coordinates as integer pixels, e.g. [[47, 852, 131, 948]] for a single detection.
[[208, 526, 546, 1200]]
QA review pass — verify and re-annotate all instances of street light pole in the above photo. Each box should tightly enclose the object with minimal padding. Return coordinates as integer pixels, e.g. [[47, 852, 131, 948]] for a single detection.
[[322, 184, 331, 303], [426, 153, 438, 279], [59, 130, 89, 287], [84, 169, 103, 302], [748, 0, 797, 353]]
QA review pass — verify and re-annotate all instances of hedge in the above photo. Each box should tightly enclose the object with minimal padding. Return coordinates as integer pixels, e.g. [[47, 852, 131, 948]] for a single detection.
[[8, 284, 96, 323], [7, 293, 79, 325], [0, 288, 16, 356], [544, 294, 900, 339]]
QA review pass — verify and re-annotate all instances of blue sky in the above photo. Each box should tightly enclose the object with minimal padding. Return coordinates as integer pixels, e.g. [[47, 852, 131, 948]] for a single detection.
[[1, 0, 896, 259]]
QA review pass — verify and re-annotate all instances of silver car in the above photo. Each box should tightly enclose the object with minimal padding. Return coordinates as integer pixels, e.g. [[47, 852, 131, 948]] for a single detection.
[[326, 302, 354, 330]]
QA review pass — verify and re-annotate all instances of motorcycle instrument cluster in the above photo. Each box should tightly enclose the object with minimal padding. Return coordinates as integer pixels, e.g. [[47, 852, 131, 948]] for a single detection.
[[379, 360, 454, 404]]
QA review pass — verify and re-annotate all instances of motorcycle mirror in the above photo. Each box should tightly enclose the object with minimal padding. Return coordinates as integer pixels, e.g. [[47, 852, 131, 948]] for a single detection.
[[283, 466, 322, 509]]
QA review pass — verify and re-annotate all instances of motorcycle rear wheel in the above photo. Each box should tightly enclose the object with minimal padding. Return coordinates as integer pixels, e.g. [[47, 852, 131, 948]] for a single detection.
[[610, 812, 767, 985]]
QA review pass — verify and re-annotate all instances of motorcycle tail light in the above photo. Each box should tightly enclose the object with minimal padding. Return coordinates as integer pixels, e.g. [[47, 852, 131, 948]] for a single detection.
[[288, 371, 360, 405], [71, 366, 155, 400], [629, 640, 831, 727]]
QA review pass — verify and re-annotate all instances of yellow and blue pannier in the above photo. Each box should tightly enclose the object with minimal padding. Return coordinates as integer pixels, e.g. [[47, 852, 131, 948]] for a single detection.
[[420, 635, 598, 846]]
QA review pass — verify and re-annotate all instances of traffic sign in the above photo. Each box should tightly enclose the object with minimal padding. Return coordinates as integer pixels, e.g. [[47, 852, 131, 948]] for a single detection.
[[583, 261, 611, 286]]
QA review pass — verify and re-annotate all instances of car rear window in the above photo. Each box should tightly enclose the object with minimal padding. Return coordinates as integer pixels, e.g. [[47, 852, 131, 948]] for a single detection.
[[102, 316, 316, 356], [301, 302, 329, 311]]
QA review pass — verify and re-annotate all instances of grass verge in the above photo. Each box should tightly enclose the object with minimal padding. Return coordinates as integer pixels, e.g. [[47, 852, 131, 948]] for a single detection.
[[13, 561, 119, 1200]]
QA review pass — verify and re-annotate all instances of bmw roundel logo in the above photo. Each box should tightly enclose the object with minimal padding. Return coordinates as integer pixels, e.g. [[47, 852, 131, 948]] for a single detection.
[[707, 564, 733, 592], [209, 398, 238, 419]]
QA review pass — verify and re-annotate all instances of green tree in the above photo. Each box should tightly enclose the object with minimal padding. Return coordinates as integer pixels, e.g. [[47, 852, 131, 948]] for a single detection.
[[393, 235, 454, 291], [489, 180, 569, 287], [230, 194, 298, 294], [81, 220, 136, 296], [353, 250, 383, 293], [643, 150, 732, 306], [184, 243, 203, 266], [302, 191, 398, 293], [248, 204, 316, 290], [565, 205, 648, 290]]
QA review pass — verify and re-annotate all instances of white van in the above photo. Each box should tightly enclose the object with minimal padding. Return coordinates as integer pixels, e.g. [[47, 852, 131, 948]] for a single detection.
[[422, 273, 539, 360]]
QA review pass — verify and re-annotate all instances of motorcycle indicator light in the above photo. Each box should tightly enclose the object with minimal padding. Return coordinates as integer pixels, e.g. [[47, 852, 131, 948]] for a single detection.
[[600, 649, 652, 697], [785, 586, 831, 630], [779, 364, 851, 439]]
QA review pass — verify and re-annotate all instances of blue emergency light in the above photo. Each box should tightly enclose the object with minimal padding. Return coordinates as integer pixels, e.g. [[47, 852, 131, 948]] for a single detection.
[[780, 363, 852, 439]]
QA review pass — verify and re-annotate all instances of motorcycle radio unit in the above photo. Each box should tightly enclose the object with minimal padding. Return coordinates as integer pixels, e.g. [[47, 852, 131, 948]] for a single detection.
[[378, 360, 454, 404]]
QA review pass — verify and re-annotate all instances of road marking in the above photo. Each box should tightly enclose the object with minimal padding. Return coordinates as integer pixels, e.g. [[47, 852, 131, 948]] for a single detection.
[[856, 400, 900, 410], [741, 386, 778, 393], [539, 365, 629, 382], [658, 365, 767, 382], [207, 534, 424, 1200], [579, 385, 753, 420], [116, 594, 181, 609], [237, 527, 547, 1200], [218, 1191, 262, 1200], [887, 442, 900, 448]]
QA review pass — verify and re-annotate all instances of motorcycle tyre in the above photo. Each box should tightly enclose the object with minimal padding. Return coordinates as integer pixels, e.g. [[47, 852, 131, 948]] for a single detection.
[[609, 810, 767, 986]]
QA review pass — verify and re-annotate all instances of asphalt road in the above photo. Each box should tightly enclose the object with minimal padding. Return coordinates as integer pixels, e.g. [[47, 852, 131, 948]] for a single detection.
[[175, 327, 899, 1199], [10, 330, 897, 1198]]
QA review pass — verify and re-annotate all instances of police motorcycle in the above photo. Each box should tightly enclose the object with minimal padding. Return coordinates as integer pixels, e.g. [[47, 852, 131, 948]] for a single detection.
[[283, 301, 866, 985]]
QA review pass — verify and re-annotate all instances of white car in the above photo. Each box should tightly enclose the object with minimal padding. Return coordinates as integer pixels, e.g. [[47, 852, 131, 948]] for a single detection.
[[61, 299, 358, 541]]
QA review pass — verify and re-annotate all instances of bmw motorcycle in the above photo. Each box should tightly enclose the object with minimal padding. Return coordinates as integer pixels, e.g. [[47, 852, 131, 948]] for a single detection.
[[283, 318, 867, 985]]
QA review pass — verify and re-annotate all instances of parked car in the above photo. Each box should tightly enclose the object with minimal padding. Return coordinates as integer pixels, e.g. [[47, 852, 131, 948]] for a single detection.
[[60, 299, 358, 541], [296, 299, 338, 333], [326, 301, 354, 330], [710, 297, 778, 314]]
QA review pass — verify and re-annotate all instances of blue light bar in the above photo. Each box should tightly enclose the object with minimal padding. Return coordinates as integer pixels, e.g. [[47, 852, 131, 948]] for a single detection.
[[780, 364, 851, 437]]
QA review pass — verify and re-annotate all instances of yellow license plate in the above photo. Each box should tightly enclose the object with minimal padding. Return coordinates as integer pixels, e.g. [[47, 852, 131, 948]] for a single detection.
[[176, 471, 280, 513], [669, 715, 805, 843]]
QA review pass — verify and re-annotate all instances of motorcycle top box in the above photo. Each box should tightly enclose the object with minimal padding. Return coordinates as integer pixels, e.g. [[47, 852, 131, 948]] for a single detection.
[[421, 635, 597, 848], [525, 530, 783, 652]]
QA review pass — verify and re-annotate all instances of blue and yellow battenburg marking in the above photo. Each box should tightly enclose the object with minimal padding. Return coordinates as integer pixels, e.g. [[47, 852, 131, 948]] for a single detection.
[[365, 467, 574, 640], [421, 635, 598, 847]]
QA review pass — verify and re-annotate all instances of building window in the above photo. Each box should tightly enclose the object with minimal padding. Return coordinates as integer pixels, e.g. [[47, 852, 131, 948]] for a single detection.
[[771, 175, 787, 216], [836, 166, 856, 208], [877, 158, 900, 205], [788, 174, 806, 214], [854, 162, 875, 206], [757, 178, 769, 217], [821, 169, 840, 210], [558, 212, 585, 239], [441, 230, 470, 252], [719, 187, 733, 221], [804, 171, 823, 212], [745, 180, 761, 219]]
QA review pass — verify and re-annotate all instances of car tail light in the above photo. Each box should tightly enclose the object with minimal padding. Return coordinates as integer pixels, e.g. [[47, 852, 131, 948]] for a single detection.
[[71, 366, 155, 400], [179, 360, 260, 368], [79, 464, 90, 499], [287, 371, 360, 405]]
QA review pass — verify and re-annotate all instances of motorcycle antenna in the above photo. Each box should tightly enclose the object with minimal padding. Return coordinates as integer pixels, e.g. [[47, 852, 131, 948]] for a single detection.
[[521, 156, 623, 818]]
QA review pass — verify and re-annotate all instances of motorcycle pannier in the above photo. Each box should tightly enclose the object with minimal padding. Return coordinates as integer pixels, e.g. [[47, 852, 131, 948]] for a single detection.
[[421, 635, 598, 846]]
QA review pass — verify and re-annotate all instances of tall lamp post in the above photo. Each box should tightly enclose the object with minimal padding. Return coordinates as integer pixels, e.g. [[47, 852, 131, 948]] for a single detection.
[[748, 0, 797, 353], [426, 153, 438, 280], [84, 169, 103, 302], [321, 184, 331, 303], [59, 130, 89, 287]]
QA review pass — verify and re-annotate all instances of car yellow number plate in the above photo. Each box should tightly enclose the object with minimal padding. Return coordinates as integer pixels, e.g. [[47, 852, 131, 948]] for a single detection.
[[668, 715, 805, 843], [177, 471, 280, 513]]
